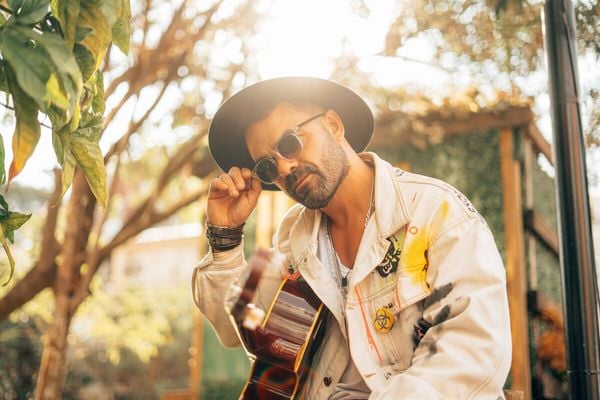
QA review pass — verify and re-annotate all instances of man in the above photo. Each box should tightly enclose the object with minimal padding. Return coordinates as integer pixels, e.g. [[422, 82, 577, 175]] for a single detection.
[[192, 77, 512, 399]]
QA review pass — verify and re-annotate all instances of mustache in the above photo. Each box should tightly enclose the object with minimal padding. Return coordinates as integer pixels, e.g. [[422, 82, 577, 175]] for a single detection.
[[285, 165, 319, 192]]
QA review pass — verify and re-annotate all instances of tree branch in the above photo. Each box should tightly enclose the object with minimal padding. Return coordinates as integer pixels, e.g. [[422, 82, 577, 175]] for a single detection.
[[99, 183, 209, 264], [104, 81, 169, 162], [71, 180, 211, 313], [0, 170, 62, 320]]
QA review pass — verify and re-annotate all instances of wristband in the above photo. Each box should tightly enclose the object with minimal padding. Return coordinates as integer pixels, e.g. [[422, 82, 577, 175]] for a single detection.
[[206, 223, 245, 251]]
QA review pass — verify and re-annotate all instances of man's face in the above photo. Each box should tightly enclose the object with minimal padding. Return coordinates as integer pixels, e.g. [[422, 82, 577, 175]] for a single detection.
[[246, 103, 349, 209]]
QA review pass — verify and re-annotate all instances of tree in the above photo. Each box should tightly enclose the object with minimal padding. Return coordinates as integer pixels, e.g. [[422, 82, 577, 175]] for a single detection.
[[0, 0, 261, 398], [0, 0, 130, 285], [377, 0, 599, 180]]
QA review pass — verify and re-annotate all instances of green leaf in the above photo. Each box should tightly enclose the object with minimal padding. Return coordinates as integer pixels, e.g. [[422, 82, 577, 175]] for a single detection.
[[60, 146, 76, 199], [0, 205, 28, 285], [102, 0, 120, 28], [0, 26, 53, 106], [12, 27, 83, 121], [1, 227, 16, 286], [44, 73, 69, 109], [52, 130, 76, 200], [77, 0, 111, 73], [92, 70, 105, 114], [51, 129, 63, 163], [74, 43, 95, 83], [111, 0, 130, 54], [75, 26, 93, 42], [50, 0, 80, 49], [47, 105, 68, 132], [75, 112, 102, 140], [5, 67, 41, 183], [70, 113, 106, 206], [15, 0, 50, 24], [111, 19, 130, 54], [0, 134, 5, 185], [4, 211, 31, 233], [0, 62, 8, 94]]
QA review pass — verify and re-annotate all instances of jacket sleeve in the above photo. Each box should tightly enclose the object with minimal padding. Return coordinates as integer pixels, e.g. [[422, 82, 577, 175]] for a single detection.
[[191, 209, 298, 349], [371, 217, 512, 399], [192, 244, 247, 348]]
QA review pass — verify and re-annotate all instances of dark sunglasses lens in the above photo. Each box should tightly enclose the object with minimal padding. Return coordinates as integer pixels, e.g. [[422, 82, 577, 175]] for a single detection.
[[254, 158, 279, 183], [277, 134, 302, 159]]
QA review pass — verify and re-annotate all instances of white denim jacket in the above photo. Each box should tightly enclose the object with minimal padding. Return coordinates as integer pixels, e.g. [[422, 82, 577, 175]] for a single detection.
[[192, 153, 512, 399]]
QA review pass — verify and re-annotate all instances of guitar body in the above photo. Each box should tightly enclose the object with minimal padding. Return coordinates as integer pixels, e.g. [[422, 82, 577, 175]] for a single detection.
[[227, 249, 330, 400]]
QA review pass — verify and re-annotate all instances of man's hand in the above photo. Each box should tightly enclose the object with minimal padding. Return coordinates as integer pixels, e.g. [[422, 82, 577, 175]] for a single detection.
[[207, 167, 262, 227]]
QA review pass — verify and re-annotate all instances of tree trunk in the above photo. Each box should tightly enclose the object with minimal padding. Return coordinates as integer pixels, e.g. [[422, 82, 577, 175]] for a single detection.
[[34, 296, 73, 400], [34, 172, 95, 399]]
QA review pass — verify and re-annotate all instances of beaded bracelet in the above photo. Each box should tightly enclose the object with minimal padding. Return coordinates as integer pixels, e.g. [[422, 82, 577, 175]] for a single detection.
[[206, 222, 245, 251]]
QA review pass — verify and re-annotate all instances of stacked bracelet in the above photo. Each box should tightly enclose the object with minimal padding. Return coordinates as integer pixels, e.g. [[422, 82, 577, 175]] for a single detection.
[[206, 223, 245, 251]]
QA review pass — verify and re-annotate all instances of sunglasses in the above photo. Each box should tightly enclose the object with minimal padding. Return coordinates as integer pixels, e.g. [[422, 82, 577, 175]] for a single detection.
[[252, 113, 324, 184]]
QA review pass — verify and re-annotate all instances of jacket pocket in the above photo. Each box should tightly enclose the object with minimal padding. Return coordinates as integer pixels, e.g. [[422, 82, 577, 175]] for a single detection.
[[365, 286, 426, 370]]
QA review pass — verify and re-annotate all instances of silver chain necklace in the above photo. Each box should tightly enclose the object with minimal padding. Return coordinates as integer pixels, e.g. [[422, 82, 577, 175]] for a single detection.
[[325, 185, 375, 295]]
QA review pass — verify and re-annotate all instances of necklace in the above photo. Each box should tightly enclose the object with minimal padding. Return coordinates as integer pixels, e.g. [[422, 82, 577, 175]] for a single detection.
[[325, 218, 348, 297], [325, 182, 375, 293]]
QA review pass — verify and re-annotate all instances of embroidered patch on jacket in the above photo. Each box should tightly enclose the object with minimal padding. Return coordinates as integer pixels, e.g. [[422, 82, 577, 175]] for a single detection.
[[376, 234, 403, 277]]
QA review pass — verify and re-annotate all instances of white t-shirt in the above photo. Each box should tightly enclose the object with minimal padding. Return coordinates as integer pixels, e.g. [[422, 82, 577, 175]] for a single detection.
[[317, 219, 371, 400]]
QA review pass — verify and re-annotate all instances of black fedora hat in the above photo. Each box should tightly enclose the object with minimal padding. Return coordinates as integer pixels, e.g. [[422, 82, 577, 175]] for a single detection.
[[208, 76, 374, 191]]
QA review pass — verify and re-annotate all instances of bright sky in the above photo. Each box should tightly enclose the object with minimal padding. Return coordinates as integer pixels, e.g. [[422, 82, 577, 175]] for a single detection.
[[2, 0, 599, 198], [3, 0, 431, 191], [252, 0, 450, 88]]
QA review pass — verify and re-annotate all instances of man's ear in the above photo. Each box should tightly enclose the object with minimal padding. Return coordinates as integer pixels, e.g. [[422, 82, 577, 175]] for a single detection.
[[323, 109, 345, 141]]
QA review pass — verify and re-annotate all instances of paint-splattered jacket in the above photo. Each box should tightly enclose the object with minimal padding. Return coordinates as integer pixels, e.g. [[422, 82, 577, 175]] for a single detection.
[[192, 153, 512, 399]]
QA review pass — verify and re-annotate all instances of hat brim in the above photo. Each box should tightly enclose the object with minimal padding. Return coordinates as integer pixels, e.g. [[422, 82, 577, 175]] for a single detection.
[[208, 77, 374, 191]]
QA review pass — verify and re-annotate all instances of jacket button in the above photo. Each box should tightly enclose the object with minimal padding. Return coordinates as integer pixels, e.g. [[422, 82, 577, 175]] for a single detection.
[[323, 376, 332, 386]]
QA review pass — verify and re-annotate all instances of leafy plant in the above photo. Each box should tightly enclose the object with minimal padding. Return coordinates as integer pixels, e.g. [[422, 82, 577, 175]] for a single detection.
[[0, 0, 131, 283]]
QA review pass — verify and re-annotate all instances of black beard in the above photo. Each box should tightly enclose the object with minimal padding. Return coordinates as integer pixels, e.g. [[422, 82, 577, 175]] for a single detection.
[[284, 157, 349, 210], [280, 131, 350, 209]]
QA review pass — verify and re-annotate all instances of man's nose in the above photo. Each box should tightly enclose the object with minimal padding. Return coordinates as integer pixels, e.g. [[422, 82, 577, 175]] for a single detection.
[[276, 157, 298, 178]]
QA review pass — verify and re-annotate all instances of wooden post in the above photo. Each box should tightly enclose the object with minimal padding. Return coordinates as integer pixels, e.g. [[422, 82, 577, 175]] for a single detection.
[[190, 211, 207, 399], [524, 138, 544, 395], [500, 128, 532, 398], [189, 309, 203, 399], [256, 192, 274, 248]]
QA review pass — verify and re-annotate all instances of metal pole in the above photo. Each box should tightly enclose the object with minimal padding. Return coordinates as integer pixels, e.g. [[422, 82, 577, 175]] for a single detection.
[[542, 1, 600, 398]]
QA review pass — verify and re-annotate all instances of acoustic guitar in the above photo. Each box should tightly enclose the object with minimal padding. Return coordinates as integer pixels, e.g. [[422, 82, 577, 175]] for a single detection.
[[225, 248, 330, 399]]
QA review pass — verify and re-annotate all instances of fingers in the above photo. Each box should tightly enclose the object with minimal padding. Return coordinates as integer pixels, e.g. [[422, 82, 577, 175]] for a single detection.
[[228, 167, 248, 191], [209, 167, 255, 197]]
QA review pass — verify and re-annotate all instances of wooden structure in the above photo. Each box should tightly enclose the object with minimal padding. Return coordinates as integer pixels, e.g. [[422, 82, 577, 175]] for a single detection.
[[371, 104, 563, 399]]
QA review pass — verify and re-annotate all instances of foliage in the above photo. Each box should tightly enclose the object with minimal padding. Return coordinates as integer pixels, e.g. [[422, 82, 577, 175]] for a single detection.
[[60, 283, 194, 398], [75, 280, 183, 365], [0, 1, 261, 396], [371, 86, 532, 148], [370, 0, 599, 186], [0, 0, 131, 282], [0, 194, 30, 284], [0, 316, 43, 399], [383, 0, 598, 77], [0, 283, 193, 399], [373, 129, 506, 255]]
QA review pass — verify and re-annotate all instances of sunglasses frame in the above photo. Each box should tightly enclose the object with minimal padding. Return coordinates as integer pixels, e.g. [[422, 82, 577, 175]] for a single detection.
[[252, 113, 325, 184]]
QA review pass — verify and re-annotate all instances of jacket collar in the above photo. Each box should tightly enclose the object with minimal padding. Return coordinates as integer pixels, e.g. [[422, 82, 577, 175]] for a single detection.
[[363, 152, 411, 239], [288, 152, 411, 264]]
